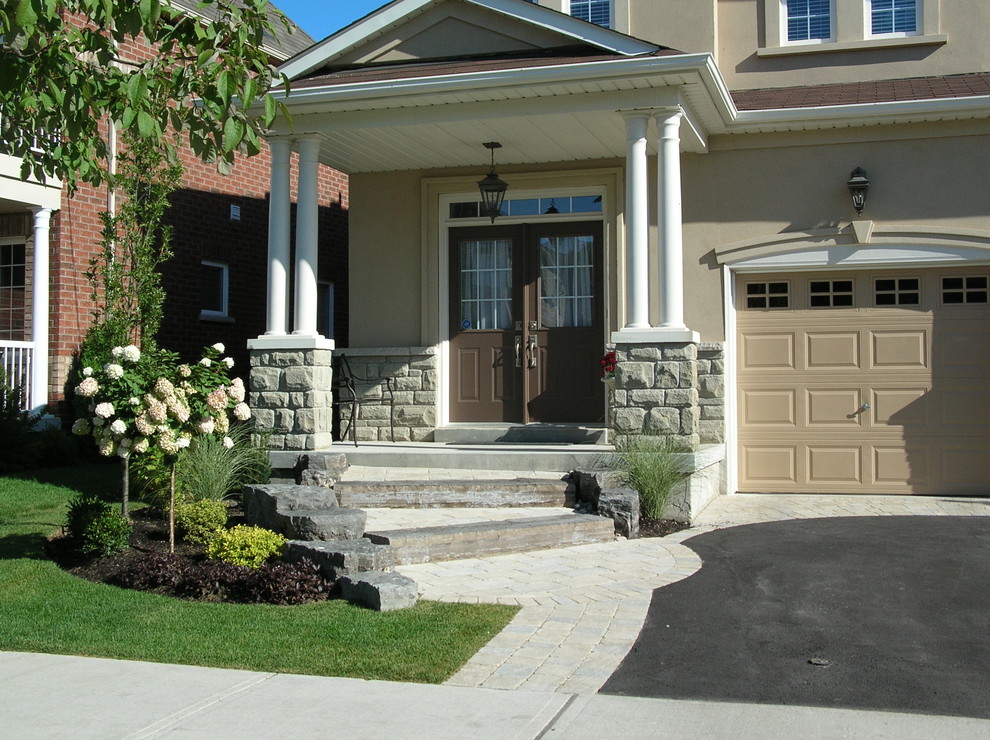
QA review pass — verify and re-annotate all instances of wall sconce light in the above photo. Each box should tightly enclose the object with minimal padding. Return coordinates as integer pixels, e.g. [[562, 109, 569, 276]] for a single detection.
[[477, 142, 508, 223], [847, 167, 870, 215]]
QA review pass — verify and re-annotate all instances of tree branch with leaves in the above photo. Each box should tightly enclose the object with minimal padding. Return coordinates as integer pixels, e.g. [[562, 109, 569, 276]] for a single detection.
[[0, 0, 292, 189]]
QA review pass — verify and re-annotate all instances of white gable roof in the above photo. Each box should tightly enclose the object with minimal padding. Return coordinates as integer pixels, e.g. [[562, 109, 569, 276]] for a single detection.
[[279, 0, 658, 81]]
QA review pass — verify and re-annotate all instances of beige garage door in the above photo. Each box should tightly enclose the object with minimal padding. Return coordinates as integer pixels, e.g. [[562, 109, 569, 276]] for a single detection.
[[737, 268, 990, 494]]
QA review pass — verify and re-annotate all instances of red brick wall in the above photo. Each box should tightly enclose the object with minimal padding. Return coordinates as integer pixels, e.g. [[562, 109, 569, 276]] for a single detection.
[[45, 13, 349, 416]]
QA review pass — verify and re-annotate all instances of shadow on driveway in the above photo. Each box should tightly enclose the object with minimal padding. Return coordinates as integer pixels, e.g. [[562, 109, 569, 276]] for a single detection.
[[601, 516, 990, 719]]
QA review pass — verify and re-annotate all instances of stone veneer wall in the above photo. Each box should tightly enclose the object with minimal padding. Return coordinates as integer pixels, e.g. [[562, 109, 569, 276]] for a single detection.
[[697, 342, 725, 445], [334, 347, 438, 442], [249, 347, 334, 451], [610, 341, 726, 449]]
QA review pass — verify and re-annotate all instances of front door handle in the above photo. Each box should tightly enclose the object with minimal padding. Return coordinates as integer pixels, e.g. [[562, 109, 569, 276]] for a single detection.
[[527, 335, 538, 368], [514, 335, 523, 368]]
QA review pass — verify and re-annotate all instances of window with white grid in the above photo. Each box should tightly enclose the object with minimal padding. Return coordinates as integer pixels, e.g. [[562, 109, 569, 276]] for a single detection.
[[460, 239, 513, 330], [786, 0, 832, 41], [569, 0, 611, 28], [871, 0, 917, 35], [539, 235, 594, 328]]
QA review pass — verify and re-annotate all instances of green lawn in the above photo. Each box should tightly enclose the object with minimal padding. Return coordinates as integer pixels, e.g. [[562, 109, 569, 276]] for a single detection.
[[0, 467, 518, 683]]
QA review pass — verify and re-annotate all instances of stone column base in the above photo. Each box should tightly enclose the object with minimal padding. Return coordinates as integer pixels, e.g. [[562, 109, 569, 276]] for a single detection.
[[249, 338, 334, 451]]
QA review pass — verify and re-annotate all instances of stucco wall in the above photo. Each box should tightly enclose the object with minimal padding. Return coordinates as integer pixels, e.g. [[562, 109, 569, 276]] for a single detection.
[[345, 121, 990, 349], [714, 0, 988, 91], [349, 170, 424, 347]]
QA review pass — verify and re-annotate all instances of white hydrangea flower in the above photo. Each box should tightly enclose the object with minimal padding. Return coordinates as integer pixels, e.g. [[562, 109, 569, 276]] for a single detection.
[[222, 436, 234, 449], [129, 397, 140, 406], [233, 402, 251, 421], [223, 357, 234, 369], [197, 418, 216, 435], [82, 366, 93, 377], [94, 402, 115, 418], [211, 342, 225, 353], [75, 377, 99, 397], [109, 419, 127, 435], [199, 357, 212, 367], [103, 363, 124, 379], [111, 346, 124, 359], [177, 436, 191, 449], [178, 364, 192, 377], [122, 345, 141, 362], [133, 437, 150, 454]]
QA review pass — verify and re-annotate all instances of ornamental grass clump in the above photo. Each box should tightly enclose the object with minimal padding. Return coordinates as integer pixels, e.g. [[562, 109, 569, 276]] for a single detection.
[[611, 435, 691, 520], [72, 342, 252, 551]]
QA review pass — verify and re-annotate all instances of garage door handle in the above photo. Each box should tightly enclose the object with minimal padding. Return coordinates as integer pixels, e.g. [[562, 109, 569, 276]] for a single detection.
[[860, 403, 871, 411], [527, 335, 538, 368]]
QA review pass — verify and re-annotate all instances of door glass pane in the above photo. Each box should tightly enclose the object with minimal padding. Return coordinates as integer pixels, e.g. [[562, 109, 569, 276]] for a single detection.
[[460, 239, 512, 330], [539, 235, 594, 328]]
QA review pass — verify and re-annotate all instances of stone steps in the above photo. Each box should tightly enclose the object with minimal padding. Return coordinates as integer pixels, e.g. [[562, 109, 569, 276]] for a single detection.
[[364, 513, 616, 565], [334, 478, 576, 509]]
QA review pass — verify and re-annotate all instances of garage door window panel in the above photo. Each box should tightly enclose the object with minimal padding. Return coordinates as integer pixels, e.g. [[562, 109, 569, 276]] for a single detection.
[[875, 277, 920, 306], [746, 281, 789, 309], [942, 275, 988, 305], [810, 279, 853, 307]]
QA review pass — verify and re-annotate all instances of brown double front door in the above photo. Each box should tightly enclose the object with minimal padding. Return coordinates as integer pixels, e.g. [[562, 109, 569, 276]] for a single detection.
[[449, 221, 605, 424]]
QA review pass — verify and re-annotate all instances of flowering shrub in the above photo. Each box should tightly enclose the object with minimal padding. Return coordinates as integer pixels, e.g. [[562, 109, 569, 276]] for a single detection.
[[600, 350, 617, 380], [72, 343, 250, 461]]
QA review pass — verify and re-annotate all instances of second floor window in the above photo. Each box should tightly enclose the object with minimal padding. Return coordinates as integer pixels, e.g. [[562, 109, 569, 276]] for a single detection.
[[871, 0, 917, 35], [570, 0, 611, 28], [786, 0, 832, 42]]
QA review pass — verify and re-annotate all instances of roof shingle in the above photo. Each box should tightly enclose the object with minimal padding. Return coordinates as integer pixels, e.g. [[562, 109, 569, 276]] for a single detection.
[[732, 72, 990, 110]]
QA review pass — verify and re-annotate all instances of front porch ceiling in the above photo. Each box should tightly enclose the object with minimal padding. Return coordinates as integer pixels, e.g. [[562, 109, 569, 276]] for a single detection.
[[267, 55, 729, 174]]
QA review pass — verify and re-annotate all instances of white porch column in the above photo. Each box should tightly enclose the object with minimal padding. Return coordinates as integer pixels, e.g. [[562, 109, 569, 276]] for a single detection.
[[265, 137, 292, 336], [293, 135, 321, 336], [656, 109, 687, 332], [622, 112, 651, 330], [30, 207, 51, 412]]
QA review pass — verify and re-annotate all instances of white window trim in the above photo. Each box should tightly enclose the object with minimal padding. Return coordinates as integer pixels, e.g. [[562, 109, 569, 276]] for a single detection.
[[199, 260, 230, 321], [776, 0, 836, 47], [761, 0, 943, 56], [867, 0, 920, 39], [317, 279, 334, 339], [565, 0, 613, 29]]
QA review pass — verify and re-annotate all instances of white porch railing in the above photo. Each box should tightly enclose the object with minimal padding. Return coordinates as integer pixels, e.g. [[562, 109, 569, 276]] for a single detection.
[[0, 341, 34, 410]]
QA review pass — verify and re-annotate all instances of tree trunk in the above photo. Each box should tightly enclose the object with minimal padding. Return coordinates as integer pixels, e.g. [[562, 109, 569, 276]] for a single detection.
[[121, 456, 129, 518], [168, 461, 176, 553]]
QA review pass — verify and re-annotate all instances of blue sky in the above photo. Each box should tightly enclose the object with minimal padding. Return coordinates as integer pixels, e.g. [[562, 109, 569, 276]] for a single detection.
[[276, 0, 391, 41]]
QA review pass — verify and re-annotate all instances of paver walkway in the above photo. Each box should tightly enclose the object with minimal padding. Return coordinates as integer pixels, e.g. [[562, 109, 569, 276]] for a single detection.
[[387, 493, 990, 694]]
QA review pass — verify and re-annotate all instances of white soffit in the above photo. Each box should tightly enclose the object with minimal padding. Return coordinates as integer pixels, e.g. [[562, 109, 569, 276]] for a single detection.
[[279, 0, 658, 81]]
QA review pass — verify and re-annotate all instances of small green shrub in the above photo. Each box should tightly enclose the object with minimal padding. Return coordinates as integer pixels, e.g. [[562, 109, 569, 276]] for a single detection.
[[175, 499, 228, 545], [66, 494, 132, 558], [206, 525, 286, 569], [611, 435, 691, 520], [80, 511, 132, 557]]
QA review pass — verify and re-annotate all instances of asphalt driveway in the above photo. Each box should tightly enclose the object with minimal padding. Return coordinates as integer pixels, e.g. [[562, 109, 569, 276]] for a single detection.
[[601, 516, 990, 719]]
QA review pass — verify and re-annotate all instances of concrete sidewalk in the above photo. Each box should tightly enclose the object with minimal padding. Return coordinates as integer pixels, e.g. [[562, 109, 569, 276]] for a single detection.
[[4, 651, 990, 739]]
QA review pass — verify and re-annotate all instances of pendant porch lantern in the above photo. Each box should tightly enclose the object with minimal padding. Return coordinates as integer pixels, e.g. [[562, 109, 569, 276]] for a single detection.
[[477, 142, 508, 223]]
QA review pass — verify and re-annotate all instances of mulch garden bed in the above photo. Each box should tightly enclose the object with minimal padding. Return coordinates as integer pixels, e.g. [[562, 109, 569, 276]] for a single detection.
[[639, 517, 691, 538]]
